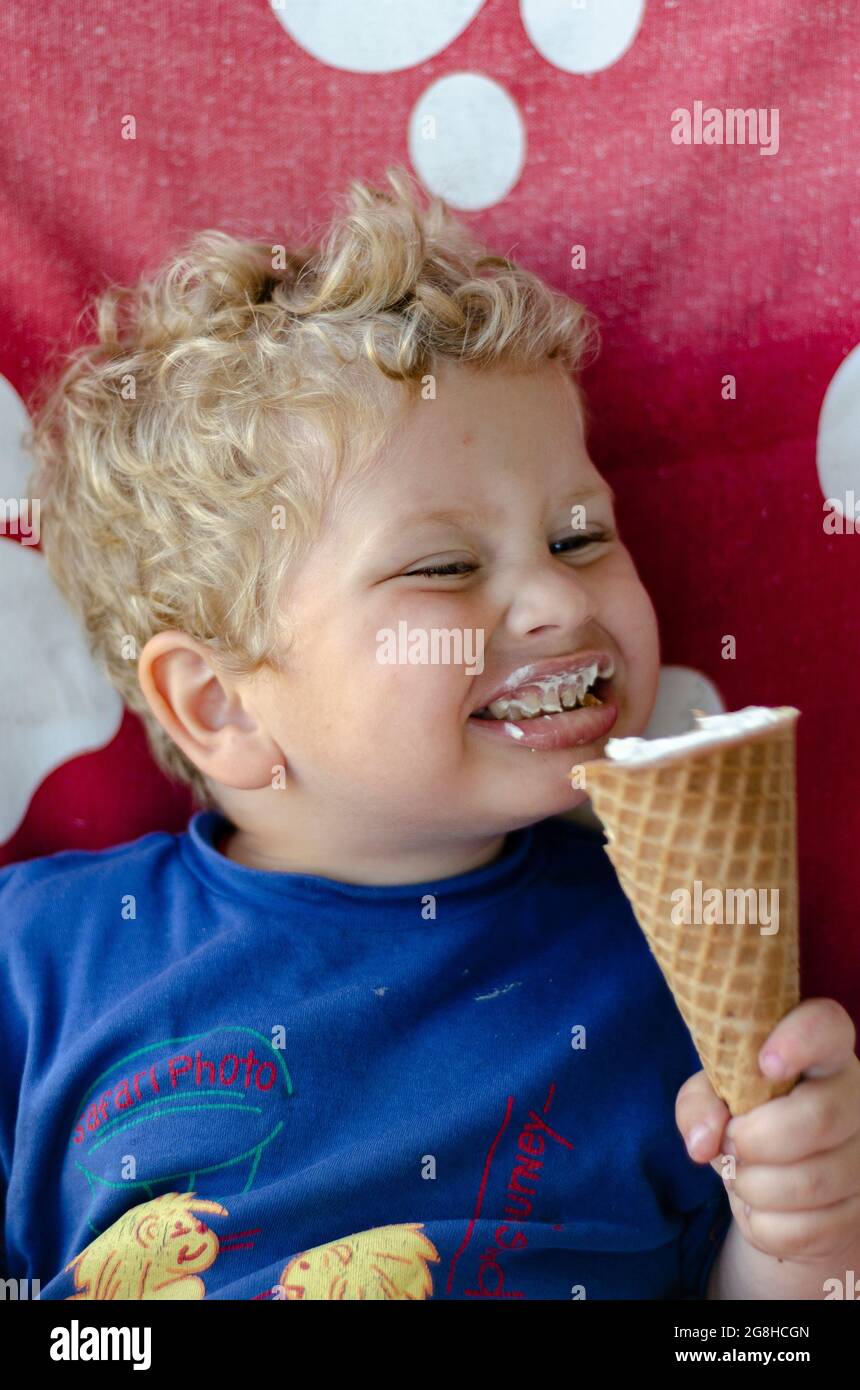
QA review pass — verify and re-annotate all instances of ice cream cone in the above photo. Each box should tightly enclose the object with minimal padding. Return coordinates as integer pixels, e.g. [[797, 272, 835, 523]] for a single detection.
[[578, 706, 801, 1116]]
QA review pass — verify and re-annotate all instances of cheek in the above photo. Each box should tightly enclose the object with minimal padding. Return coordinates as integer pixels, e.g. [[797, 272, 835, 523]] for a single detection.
[[605, 560, 659, 643], [627, 625, 660, 720], [628, 589, 660, 659], [601, 570, 660, 691], [357, 609, 475, 706], [375, 662, 469, 728], [291, 631, 467, 755]]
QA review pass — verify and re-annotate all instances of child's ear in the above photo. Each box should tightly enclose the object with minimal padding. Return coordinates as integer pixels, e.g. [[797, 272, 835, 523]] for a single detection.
[[138, 632, 283, 791]]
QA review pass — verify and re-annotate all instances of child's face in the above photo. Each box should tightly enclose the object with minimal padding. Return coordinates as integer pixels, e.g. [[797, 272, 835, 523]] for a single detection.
[[246, 360, 660, 840]]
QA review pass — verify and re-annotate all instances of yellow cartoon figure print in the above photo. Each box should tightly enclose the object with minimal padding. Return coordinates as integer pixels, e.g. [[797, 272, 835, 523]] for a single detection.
[[65, 1192, 228, 1300], [278, 1223, 441, 1300]]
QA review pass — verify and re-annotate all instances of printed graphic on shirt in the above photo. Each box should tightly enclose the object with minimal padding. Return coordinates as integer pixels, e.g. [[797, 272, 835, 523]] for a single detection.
[[67, 1026, 293, 1228], [448, 1080, 574, 1299], [277, 1224, 441, 1300], [63, 1197, 441, 1301], [65, 1192, 228, 1300], [265, 1079, 574, 1301], [60, 1042, 574, 1300]]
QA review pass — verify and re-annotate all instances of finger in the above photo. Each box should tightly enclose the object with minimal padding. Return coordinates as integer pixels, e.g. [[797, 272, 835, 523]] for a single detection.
[[676, 1068, 731, 1162], [734, 1190, 860, 1263], [723, 1060, 860, 1165], [709, 1149, 739, 1187], [729, 1128, 860, 1212], [757, 997, 857, 1084]]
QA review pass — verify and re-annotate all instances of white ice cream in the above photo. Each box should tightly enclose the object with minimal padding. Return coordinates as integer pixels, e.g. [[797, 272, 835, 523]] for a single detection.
[[603, 705, 799, 765]]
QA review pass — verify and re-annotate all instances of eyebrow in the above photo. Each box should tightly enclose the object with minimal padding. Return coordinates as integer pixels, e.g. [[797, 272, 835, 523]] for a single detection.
[[397, 507, 485, 530], [389, 487, 614, 533], [577, 482, 616, 507]]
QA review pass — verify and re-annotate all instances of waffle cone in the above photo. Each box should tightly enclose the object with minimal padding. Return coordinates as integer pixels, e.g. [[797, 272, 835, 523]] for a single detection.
[[580, 708, 801, 1116]]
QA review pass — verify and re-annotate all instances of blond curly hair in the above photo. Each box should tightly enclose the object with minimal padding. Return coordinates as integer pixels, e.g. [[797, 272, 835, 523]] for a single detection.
[[24, 165, 600, 808]]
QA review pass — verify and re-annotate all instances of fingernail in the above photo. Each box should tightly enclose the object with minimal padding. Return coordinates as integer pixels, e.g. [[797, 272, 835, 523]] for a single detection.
[[760, 1050, 785, 1079], [687, 1123, 711, 1157], [723, 1137, 737, 1158]]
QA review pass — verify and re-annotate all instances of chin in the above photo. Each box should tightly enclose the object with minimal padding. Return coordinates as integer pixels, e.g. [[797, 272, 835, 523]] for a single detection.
[[487, 784, 587, 833]]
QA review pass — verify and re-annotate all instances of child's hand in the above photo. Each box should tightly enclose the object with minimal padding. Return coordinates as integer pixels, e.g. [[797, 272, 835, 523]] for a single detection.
[[675, 998, 860, 1263]]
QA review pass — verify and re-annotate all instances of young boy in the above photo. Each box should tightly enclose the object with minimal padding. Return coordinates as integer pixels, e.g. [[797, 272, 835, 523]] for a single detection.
[[2, 169, 857, 1301]]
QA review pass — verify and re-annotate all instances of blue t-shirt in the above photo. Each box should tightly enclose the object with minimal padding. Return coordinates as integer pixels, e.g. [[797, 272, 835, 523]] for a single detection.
[[0, 811, 731, 1301]]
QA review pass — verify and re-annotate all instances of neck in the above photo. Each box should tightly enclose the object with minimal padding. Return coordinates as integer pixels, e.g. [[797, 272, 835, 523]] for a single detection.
[[212, 794, 510, 886]]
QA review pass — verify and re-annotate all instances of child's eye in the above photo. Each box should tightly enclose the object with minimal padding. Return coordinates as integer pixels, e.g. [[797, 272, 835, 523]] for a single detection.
[[405, 561, 477, 577], [403, 530, 613, 577], [550, 528, 613, 555]]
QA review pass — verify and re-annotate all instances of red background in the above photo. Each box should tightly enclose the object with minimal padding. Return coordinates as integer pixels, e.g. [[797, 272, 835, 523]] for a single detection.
[[0, 1, 857, 1029]]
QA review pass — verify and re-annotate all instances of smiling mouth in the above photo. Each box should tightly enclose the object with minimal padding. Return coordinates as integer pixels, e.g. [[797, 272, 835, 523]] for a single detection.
[[472, 661, 610, 723]]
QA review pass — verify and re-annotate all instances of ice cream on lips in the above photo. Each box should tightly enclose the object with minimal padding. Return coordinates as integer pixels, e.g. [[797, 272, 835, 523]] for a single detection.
[[473, 656, 613, 723]]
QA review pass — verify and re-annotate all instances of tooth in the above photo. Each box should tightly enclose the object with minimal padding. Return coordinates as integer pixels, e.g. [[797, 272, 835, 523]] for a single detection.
[[574, 664, 597, 701], [486, 660, 609, 722]]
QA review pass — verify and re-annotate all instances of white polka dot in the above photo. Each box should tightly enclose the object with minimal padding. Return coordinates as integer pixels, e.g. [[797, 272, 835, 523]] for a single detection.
[[408, 73, 526, 210], [816, 342, 860, 515], [269, 0, 486, 73], [0, 375, 123, 841], [0, 374, 32, 495], [643, 666, 725, 739], [520, 0, 646, 75]]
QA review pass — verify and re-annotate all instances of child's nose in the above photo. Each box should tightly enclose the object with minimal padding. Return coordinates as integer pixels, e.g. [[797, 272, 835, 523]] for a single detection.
[[499, 556, 595, 639]]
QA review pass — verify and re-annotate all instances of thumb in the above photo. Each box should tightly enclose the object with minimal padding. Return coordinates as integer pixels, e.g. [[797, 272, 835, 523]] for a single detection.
[[675, 1068, 731, 1164]]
